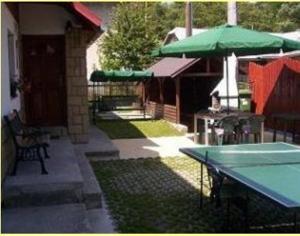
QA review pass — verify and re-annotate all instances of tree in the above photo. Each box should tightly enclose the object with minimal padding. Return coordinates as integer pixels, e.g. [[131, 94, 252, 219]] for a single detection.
[[100, 3, 160, 70], [192, 2, 227, 28], [100, 2, 300, 71], [238, 2, 300, 32], [276, 3, 300, 32]]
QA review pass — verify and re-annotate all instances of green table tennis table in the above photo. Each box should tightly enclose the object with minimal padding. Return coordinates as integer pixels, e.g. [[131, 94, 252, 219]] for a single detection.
[[180, 142, 300, 231]]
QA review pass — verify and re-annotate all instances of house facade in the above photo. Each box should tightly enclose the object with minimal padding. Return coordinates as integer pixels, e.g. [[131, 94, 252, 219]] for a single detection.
[[1, 2, 102, 180]]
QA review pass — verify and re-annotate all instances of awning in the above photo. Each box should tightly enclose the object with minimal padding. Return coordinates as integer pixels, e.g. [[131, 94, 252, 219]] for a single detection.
[[90, 70, 154, 82], [69, 3, 101, 29]]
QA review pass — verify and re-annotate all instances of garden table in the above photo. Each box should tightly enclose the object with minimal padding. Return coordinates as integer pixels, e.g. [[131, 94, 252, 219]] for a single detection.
[[180, 142, 300, 231], [194, 110, 264, 145]]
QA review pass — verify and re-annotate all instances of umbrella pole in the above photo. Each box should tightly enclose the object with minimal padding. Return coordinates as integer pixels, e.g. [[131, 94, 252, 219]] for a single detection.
[[225, 56, 230, 114]]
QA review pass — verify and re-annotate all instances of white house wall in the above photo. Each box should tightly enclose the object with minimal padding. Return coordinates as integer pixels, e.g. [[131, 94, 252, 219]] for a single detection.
[[84, 3, 115, 80], [1, 3, 20, 115], [19, 3, 76, 35]]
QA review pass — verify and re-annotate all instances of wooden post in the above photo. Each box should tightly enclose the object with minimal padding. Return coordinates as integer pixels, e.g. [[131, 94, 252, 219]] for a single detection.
[[159, 78, 164, 104], [142, 81, 145, 105], [176, 77, 181, 123], [206, 58, 211, 73]]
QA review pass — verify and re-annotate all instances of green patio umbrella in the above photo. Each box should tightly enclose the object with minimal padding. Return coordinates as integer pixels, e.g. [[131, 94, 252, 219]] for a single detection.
[[152, 24, 300, 111]]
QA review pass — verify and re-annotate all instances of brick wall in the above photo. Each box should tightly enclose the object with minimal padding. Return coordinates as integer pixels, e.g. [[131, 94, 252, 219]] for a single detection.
[[65, 28, 93, 143]]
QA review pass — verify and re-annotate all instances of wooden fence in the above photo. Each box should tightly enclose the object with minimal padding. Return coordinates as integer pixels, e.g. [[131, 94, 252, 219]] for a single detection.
[[249, 57, 300, 132]]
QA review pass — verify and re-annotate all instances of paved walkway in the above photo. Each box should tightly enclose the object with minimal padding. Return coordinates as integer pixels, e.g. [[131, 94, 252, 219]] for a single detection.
[[2, 127, 116, 233], [113, 135, 200, 159], [112, 130, 296, 160]]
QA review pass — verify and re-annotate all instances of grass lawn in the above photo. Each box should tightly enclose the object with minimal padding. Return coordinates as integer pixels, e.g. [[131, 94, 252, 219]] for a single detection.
[[96, 119, 184, 139], [92, 157, 297, 233]]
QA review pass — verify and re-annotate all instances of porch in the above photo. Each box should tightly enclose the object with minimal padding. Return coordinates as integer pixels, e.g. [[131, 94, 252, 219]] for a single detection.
[[1, 127, 118, 233]]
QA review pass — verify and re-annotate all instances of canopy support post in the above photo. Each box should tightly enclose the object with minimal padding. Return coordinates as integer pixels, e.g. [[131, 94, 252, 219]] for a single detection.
[[225, 55, 230, 114], [176, 77, 181, 124]]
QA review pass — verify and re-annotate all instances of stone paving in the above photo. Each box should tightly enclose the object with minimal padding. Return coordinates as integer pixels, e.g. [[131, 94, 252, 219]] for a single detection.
[[113, 135, 200, 159], [91, 156, 300, 233]]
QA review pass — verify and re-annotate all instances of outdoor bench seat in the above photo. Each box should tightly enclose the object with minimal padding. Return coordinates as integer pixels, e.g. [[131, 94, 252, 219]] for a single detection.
[[3, 110, 50, 175]]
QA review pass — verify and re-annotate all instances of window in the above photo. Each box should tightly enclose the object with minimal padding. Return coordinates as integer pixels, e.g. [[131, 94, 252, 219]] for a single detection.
[[8, 30, 17, 98]]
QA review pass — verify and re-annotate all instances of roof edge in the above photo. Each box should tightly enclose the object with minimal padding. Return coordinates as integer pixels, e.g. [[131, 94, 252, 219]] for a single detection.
[[170, 58, 201, 78]]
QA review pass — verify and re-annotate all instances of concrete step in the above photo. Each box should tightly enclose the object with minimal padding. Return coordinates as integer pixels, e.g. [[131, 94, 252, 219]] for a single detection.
[[87, 201, 116, 233], [76, 150, 102, 209], [2, 138, 84, 208], [74, 126, 120, 160], [1, 204, 92, 233]]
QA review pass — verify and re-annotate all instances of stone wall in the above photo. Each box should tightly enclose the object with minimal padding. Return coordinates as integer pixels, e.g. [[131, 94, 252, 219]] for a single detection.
[[146, 101, 178, 123], [65, 28, 94, 144], [146, 101, 163, 119]]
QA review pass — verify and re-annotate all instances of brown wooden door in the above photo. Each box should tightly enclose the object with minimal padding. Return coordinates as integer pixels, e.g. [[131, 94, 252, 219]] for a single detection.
[[22, 35, 66, 126]]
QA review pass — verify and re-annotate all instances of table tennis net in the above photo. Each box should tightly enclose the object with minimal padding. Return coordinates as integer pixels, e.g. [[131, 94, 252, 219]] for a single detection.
[[202, 149, 300, 169]]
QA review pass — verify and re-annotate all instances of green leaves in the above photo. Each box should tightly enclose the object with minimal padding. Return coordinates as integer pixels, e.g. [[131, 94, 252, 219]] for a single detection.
[[100, 3, 160, 71], [238, 2, 300, 32], [100, 2, 300, 71]]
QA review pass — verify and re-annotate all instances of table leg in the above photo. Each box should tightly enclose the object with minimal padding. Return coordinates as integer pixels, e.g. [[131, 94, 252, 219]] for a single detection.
[[273, 118, 277, 142], [194, 115, 198, 144], [204, 119, 209, 146], [284, 121, 288, 142], [294, 212, 297, 232], [292, 120, 296, 143], [261, 122, 264, 143], [200, 162, 203, 209]]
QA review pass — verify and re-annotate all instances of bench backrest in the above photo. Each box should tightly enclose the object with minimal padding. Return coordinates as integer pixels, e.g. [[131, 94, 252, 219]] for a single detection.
[[3, 110, 23, 146]]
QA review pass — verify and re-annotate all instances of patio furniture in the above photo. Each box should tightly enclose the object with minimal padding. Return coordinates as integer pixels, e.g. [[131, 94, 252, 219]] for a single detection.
[[204, 152, 247, 208], [13, 109, 50, 158], [212, 115, 239, 145], [194, 110, 264, 145], [272, 113, 300, 143], [239, 115, 265, 143], [90, 70, 152, 123], [180, 142, 300, 232], [4, 111, 49, 175]]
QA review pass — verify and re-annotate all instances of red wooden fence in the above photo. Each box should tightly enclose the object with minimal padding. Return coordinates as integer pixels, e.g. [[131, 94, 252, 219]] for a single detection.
[[248, 57, 300, 132]]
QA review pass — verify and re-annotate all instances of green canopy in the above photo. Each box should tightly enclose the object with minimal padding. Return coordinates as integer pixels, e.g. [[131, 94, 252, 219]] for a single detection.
[[90, 70, 153, 82], [152, 24, 300, 57], [152, 24, 300, 112]]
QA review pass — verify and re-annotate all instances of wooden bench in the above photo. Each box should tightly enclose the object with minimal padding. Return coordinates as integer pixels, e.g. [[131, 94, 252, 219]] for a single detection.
[[3, 110, 50, 175]]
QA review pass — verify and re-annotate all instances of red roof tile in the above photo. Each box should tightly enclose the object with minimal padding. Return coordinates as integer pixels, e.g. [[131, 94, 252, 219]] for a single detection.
[[70, 2, 101, 28]]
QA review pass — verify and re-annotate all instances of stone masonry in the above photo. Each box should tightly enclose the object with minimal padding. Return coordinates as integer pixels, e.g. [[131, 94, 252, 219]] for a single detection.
[[65, 28, 94, 144]]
